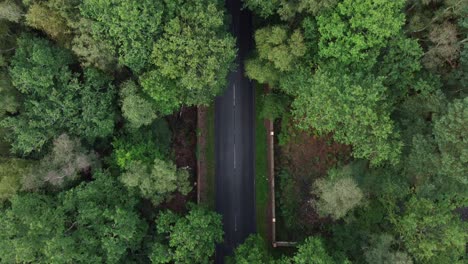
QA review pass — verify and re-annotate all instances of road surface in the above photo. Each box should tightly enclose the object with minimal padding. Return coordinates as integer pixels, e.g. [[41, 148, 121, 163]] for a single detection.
[[215, 0, 255, 262]]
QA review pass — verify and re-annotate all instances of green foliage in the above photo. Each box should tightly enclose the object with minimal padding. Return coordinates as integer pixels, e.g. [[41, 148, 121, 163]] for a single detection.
[[0, 158, 34, 202], [364, 234, 413, 264], [277, 169, 302, 232], [120, 80, 157, 128], [140, 70, 182, 116], [80, 0, 164, 72], [393, 196, 467, 262], [260, 92, 290, 120], [317, 0, 405, 68], [112, 120, 172, 169], [0, 0, 23, 23], [71, 18, 117, 71], [2, 35, 116, 154], [120, 158, 191, 205], [377, 36, 423, 96], [0, 172, 147, 263], [231, 234, 271, 264], [256, 26, 306, 72], [246, 26, 306, 85], [0, 71, 20, 118], [151, 205, 223, 264], [293, 237, 336, 264], [312, 168, 364, 220], [151, 0, 236, 107], [285, 68, 401, 165], [243, 0, 338, 20], [433, 98, 468, 185], [25, 3, 71, 43]]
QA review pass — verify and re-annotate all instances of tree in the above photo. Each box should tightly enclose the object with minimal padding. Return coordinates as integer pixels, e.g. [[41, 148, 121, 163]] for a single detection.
[[433, 98, 467, 185], [71, 18, 117, 71], [0, 171, 147, 263], [21, 134, 97, 191], [231, 234, 271, 264], [312, 168, 364, 220], [112, 120, 172, 169], [284, 68, 401, 165], [59, 171, 147, 263], [292, 237, 336, 264], [246, 26, 306, 87], [151, 205, 223, 264], [0, 193, 66, 263], [423, 22, 461, 71], [80, 0, 164, 72], [243, 0, 338, 21], [316, 0, 405, 69], [0, 0, 23, 23], [393, 196, 467, 262], [119, 80, 157, 128], [25, 3, 71, 43], [0, 158, 34, 202], [2, 35, 116, 154], [120, 158, 191, 205], [150, 0, 236, 107], [0, 71, 20, 118], [364, 234, 413, 264]]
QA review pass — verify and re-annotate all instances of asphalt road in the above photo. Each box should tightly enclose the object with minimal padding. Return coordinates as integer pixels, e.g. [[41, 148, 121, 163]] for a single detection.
[[214, 0, 255, 262]]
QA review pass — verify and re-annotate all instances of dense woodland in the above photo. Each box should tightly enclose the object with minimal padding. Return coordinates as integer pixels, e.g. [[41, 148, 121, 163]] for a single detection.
[[0, 0, 466, 263]]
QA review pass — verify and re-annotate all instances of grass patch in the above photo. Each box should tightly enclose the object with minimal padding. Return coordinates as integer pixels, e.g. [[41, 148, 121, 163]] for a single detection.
[[255, 85, 269, 241], [205, 103, 216, 210]]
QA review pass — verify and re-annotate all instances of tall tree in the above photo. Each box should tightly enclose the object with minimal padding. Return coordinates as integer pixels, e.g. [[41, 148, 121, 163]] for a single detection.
[[316, 0, 405, 69], [393, 196, 467, 263], [120, 158, 191, 206], [312, 167, 364, 220], [80, 0, 164, 72], [283, 68, 401, 165], [151, 205, 223, 264], [148, 0, 236, 108], [2, 35, 116, 155], [0, 171, 147, 263]]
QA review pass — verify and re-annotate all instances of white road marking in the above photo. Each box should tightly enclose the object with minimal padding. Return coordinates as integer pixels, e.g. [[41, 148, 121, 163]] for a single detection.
[[233, 84, 236, 107], [234, 215, 237, 232], [233, 143, 236, 169]]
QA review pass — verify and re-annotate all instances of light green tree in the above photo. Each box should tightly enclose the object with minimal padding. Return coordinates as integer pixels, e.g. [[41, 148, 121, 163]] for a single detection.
[[246, 26, 306, 87], [317, 0, 405, 68], [121, 158, 191, 206], [312, 168, 364, 220], [150, 0, 236, 107], [364, 234, 413, 264], [80, 0, 164, 72], [433, 98, 468, 185], [284, 68, 401, 165], [0, 0, 23, 23], [293, 237, 336, 264], [120, 80, 157, 128]]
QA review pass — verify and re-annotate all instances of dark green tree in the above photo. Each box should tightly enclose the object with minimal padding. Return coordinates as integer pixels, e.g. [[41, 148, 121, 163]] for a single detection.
[[151, 205, 223, 264], [231, 234, 272, 264], [2, 35, 116, 155], [0, 171, 147, 263]]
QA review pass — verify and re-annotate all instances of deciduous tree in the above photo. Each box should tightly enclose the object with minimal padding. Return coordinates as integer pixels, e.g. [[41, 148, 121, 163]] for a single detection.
[[312, 168, 364, 220], [152, 205, 223, 264]]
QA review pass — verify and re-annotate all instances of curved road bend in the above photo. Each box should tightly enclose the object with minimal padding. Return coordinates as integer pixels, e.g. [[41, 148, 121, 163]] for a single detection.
[[215, 0, 255, 262]]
